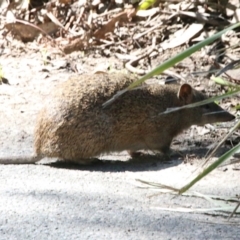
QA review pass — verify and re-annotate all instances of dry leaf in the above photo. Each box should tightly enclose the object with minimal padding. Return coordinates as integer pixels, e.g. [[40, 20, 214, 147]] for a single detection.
[[160, 23, 204, 50]]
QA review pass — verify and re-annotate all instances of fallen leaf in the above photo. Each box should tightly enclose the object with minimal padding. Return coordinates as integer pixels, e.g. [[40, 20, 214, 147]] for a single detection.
[[160, 23, 204, 50]]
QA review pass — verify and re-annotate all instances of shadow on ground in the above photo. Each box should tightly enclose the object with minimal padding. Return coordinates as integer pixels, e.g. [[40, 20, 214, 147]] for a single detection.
[[42, 146, 229, 172]]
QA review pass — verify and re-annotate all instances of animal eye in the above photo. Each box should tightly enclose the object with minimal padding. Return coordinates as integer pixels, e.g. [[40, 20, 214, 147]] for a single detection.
[[203, 104, 210, 110]]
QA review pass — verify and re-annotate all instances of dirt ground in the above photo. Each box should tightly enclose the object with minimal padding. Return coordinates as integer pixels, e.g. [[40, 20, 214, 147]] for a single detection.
[[0, 42, 239, 240]]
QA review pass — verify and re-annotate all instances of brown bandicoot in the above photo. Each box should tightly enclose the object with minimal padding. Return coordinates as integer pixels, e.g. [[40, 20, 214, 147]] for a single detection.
[[0, 72, 235, 164]]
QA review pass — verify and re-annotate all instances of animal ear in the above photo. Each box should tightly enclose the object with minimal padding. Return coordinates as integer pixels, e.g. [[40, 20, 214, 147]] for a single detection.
[[178, 84, 193, 104]]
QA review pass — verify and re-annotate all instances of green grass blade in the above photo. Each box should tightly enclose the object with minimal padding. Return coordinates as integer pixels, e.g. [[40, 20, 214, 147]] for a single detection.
[[212, 77, 238, 87], [102, 22, 240, 108], [126, 22, 240, 90], [202, 119, 240, 168], [179, 141, 240, 194], [160, 87, 240, 115]]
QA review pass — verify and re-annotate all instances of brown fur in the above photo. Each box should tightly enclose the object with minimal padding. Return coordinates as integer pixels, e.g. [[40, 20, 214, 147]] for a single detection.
[[0, 72, 235, 164]]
